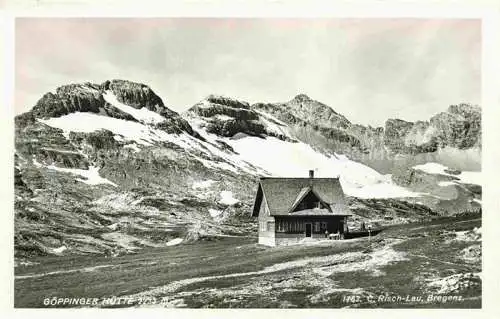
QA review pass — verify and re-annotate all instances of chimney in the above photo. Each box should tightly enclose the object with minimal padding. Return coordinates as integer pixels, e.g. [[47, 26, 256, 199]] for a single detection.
[[309, 170, 314, 187]]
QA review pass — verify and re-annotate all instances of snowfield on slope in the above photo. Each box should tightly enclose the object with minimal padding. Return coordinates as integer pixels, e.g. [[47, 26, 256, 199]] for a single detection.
[[185, 115, 421, 199], [37, 112, 259, 175], [222, 134, 420, 199], [413, 162, 482, 186], [38, 112, 197, 149]]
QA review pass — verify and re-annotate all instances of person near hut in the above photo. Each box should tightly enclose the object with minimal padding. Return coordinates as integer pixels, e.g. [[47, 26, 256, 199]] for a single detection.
[[324, 229, 329, 239]]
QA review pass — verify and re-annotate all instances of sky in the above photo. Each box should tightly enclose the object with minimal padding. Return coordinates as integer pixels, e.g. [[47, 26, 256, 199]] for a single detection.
[[15, 18, 481, 127]]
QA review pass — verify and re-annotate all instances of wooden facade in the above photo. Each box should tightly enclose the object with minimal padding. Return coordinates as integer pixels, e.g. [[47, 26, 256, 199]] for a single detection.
[[251, 172, 351, 246]]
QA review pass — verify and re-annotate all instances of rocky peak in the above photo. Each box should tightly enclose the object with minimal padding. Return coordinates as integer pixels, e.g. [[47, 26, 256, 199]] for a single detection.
[[187, 95, 257, 121], [55, 82, 101, 97], [18, 79, 202, 139], [204, 94, 251, 110], [25, 79, 180, 121], [101, 79, 177, 117], [429, 103, 481, 149], [31, 83, 105, 119], [292, 93, 312, 102], [185, 95, 295, 141], [384, 103, 481, 154], [447, 103, 480, 117]]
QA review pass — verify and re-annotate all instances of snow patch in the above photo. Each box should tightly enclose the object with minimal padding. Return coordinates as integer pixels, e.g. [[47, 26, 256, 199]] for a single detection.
[[106, 223, 119, 231], [438, 181, 457, 187], [52, 246, 67, 254], [103, 90, 166, 124], [413, 162, 481, 186], [220, 191, 239, 205], [192, 180, 216, 189], [166, 238, 183, 246], [123, 143, 141, 152], [472, 198, 482, 205], [51, 165, 117, 186], [413, 162, 449, 175], [34, 160, 117, 187], [343, 182, 420, 199], [213, 114, 234, 121], [458, 171, 482, 185], [208, 208, 223, 219]]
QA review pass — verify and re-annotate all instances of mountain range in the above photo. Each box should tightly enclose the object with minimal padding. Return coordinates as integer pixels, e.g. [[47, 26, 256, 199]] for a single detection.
[[14, 79, 482, 259]]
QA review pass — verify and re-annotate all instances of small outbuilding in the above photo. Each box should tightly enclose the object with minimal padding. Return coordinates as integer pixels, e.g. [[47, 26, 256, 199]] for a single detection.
[[251, 170, 351, 246]]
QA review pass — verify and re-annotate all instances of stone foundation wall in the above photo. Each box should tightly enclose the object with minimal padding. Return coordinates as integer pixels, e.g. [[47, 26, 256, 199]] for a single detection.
[[258, 235, 276, 247], [274, 232, 327, 246]]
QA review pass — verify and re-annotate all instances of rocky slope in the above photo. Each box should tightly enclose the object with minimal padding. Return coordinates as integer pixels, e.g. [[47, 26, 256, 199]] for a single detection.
[[14, 80, 481, 259], [384, 103, 481, 154], [252, 94, 381, 157], [252, 96, 481, 173], [15, 81, 259, 258]]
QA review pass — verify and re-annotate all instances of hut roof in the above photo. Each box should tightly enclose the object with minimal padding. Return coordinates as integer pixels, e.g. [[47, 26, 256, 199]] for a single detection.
[[251, 177, 351, 217], [287, 207, 349, 216]]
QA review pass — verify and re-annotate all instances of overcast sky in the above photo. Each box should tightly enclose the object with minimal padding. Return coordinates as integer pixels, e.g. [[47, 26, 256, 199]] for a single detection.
[[15, 18, 480, 126]]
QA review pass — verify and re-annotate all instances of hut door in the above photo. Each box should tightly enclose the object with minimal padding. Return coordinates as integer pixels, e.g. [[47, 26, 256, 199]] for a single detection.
[[305, 223, 312, 237]]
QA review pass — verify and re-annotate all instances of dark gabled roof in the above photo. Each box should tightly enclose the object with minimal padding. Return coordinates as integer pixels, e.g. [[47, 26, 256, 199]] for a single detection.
[[287, 208, 350, 216], [251, 177, 350, 217], [290, 187, 312, 211], [288, 186, 331, 214]]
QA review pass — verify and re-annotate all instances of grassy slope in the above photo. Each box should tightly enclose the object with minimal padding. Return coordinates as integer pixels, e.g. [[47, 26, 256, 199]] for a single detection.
[[15, 214, 481, 308]]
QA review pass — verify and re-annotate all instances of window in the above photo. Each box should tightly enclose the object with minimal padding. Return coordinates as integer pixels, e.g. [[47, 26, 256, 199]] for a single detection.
[[314, 222, 320, 232], [320, 222, 327, 231], [277, 220, 285, 232]]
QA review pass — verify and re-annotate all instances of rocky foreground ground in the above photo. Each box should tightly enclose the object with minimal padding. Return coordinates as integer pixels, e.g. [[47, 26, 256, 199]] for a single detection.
[[14, 213, 481, 308]]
